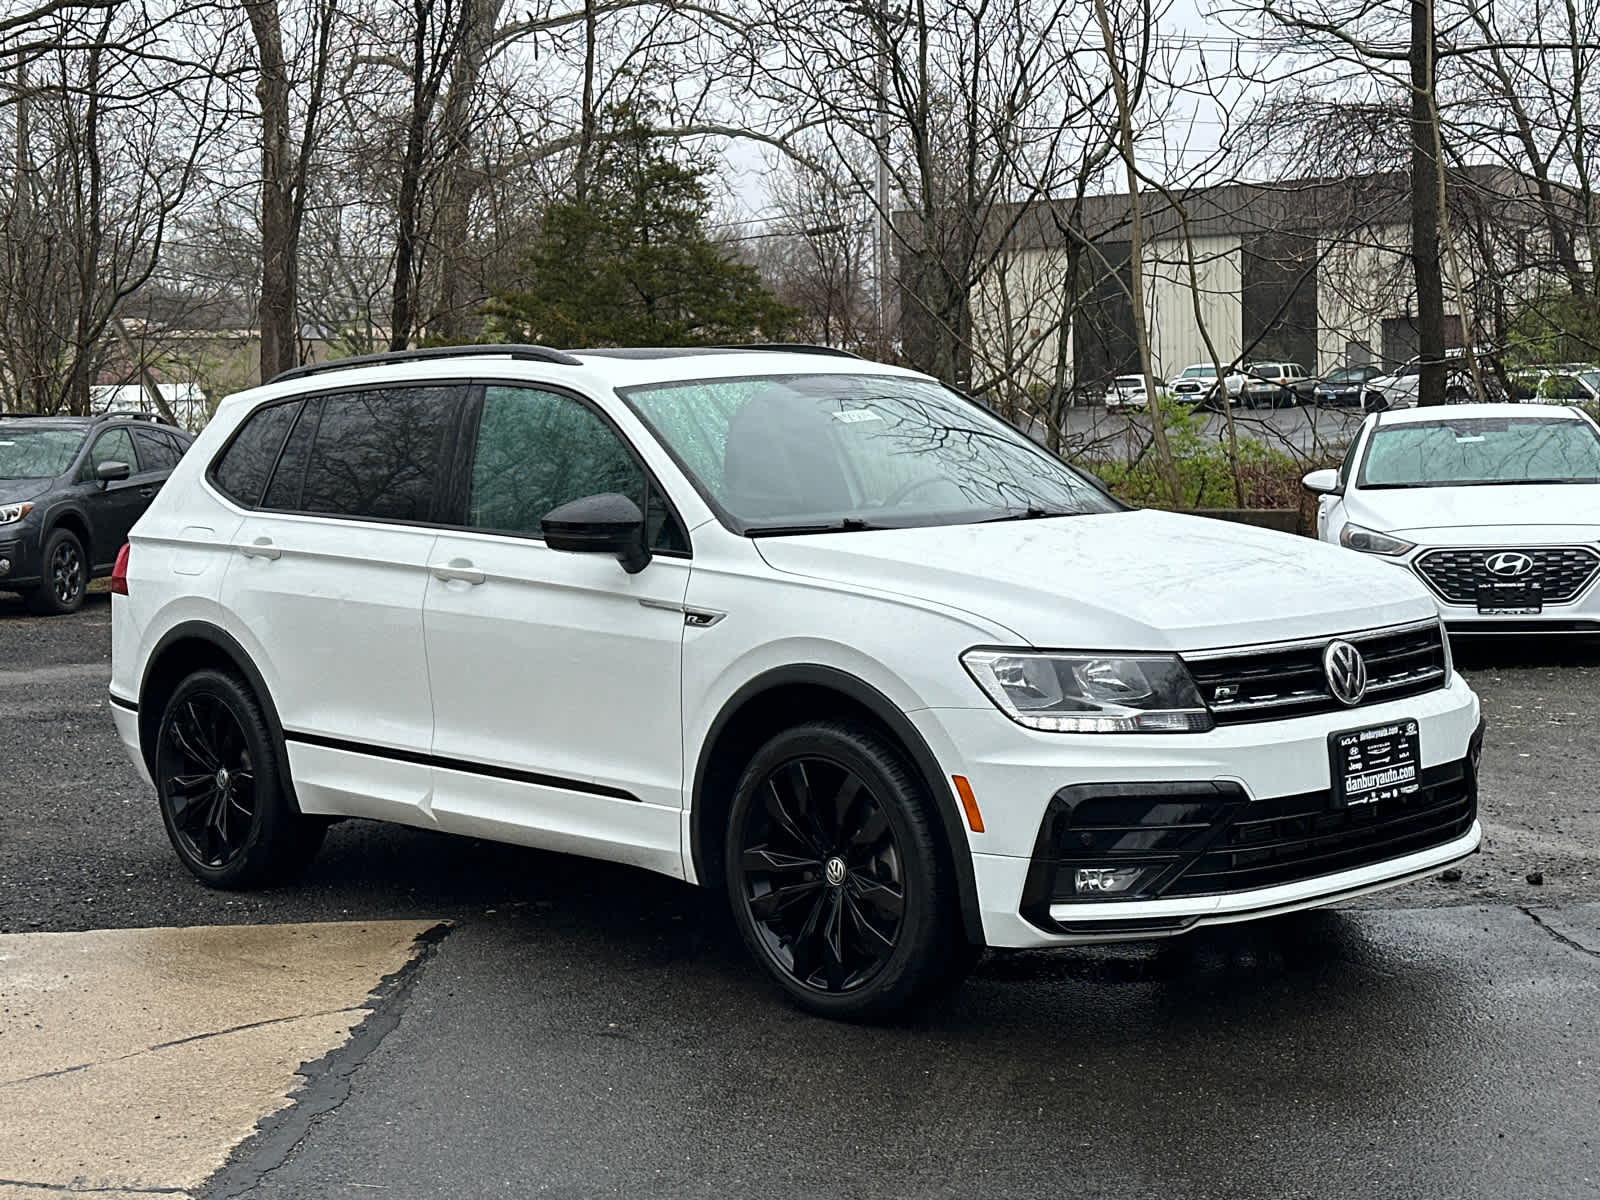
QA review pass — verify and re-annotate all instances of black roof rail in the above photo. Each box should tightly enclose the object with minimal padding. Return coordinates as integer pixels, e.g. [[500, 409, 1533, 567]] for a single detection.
[[95, 410, 171, 425], [710, 343, 864, 359], [271, 343, 583, 384]]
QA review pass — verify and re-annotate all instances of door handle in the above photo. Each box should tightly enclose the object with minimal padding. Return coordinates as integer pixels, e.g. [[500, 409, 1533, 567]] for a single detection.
[[139, 486, 155, 498], [431, 559, 486, 585], [239, 537, 281, 560]]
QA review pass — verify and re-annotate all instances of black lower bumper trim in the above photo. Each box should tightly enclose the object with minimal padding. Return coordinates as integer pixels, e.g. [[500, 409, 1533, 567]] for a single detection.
[[1020, 723, 1483, 934]]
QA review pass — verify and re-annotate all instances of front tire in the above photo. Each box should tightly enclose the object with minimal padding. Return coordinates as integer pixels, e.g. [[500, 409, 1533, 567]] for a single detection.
[[725, 720, 965, 1020], [154, 669, 324, 888], [29, 528, 87, 615]]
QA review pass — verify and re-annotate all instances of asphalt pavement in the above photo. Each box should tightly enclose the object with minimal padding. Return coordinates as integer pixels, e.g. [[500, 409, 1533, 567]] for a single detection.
[[1, 591, 1597, 1199]]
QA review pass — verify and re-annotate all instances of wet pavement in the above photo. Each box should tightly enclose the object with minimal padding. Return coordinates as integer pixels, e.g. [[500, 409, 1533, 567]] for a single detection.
[[2, 592, 1598, 1198], [206, 903, 1599, 1200]]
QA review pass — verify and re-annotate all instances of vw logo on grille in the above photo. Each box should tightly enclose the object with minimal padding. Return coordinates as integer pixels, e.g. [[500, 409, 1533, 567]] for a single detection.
[[1323, 640, 1368, 706], [1485, 551, 1534, 577]]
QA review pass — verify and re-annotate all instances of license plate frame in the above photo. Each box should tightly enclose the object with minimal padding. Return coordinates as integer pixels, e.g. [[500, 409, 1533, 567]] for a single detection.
[[1328, 719, 1422, 810], [1477, 580, 1543, 614]]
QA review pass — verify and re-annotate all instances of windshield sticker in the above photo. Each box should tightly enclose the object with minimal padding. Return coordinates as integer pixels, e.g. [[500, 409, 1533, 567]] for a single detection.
[[831, 409, 882, 424]]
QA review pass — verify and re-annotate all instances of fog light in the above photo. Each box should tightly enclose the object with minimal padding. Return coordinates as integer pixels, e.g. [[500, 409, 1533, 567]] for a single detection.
[[0, 557, 10, 576], [1074, 866, 1144, 895]]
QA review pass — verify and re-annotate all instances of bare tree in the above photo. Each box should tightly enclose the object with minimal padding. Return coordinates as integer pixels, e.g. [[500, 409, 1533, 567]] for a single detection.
[[0, 7, 224, 413], [244, 0, 337, 380]]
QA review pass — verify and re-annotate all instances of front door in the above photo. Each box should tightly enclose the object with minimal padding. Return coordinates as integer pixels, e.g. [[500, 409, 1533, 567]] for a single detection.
[[81, 427, 146, 567], [423, 383, 691, 876]]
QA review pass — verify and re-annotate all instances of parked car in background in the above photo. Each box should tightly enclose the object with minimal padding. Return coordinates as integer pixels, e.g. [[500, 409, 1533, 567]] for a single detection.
[[1241, 362, 1315, 407], [111, 343, 1481, 1020], [1168, 362, 1246, 406], [0, 411, 194, 614], [1304, 402, 1600, 635], [1103, 375, 1149, 411], [1508, 367, 1600, 406], [1312, 364, 1386, 410], [1365, 352, 1481, 409]]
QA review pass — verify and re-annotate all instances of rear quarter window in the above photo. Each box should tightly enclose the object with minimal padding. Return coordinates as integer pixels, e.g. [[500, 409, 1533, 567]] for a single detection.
[[211, 401, 301, 508]]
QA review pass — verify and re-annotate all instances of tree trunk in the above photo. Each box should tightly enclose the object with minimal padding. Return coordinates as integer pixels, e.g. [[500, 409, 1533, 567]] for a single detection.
[[1411, 0, 1447, 407], [431, 0, 505, 342], [245, 0, 298, 381]]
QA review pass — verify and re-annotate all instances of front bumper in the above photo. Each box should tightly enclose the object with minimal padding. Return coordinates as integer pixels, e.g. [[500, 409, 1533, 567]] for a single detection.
[[0, 529, 41, 589], [914, 673, 1482, 948]]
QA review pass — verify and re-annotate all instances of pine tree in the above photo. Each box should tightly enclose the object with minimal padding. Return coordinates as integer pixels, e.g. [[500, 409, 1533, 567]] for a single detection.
[[491, 108, 796, 346]]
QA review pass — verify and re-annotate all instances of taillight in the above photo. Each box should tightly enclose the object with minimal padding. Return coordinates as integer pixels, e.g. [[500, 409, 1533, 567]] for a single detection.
[[111, 543, 130, 595]]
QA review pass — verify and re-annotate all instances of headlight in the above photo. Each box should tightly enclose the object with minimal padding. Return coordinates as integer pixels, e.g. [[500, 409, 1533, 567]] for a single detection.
[[1339, 522, 1415, 556], [0, 502, 33, 524], [961, 650, 1214, 733]]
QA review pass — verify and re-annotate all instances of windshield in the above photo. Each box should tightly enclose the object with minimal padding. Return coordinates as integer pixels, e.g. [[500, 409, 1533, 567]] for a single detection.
[[0, 427, 84, 478], [1358, 417, 1600, 488], [1180, 366, 1216, 379], [618, 373, 1119, 532], [1323, 367, 1368, 384]]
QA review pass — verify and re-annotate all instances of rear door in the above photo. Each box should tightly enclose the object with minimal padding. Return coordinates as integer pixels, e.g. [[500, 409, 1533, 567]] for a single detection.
[[217, 385, 464, 824], [422, 382, 691, 876]]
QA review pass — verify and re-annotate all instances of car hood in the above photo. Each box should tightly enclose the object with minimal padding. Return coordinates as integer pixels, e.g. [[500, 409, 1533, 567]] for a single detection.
[[1347, 484, 1600, 543], [0, 477, 51, 504], [754, 508, 1434, 651]]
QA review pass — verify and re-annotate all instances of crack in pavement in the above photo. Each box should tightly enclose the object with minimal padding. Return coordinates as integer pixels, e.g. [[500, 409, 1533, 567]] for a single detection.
[[0, 1008, 369, 1090], [1519, 906, 1600, 961], [205, 922, 453, 1200]]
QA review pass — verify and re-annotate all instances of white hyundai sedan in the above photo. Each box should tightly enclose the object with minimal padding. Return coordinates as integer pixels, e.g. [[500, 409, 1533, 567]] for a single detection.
[[1305, 403, 1600, 635]]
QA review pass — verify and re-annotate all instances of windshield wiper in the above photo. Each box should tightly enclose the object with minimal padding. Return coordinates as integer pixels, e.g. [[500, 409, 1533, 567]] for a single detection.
[[744, 517, 880, 537], [981, 505, 1074, 522]]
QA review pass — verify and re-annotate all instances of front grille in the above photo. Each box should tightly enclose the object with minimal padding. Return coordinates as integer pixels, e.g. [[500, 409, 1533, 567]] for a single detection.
[[1164, 762, 1475, 897], [1184, 621, 1447, 725], [1415, 545, 1600, 605], [1019, 747, 1479, 929]]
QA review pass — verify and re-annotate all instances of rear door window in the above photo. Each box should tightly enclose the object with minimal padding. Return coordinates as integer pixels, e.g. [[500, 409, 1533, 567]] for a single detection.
[[265, 387, 462, 522], [132, 427, 181, 471]]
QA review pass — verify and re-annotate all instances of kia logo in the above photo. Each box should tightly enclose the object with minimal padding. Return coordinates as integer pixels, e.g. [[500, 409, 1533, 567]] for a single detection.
[[1324, 640, 1368, 706], [1485, 551, 1534, 577]]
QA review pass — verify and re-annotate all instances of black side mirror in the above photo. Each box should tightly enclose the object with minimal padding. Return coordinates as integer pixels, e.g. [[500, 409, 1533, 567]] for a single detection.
[[541, 492, 651, 574], [96, 460, 131, 485]]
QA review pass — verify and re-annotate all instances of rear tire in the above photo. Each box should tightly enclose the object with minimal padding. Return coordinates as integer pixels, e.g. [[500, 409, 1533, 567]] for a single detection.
[[154, 669, 324, 889], [28, 528, 87, 615], [725, 720, 967, 1020]]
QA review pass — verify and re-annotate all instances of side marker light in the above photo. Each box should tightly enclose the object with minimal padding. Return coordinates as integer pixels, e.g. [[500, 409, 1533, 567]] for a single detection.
[[952, 775, 984, 833]]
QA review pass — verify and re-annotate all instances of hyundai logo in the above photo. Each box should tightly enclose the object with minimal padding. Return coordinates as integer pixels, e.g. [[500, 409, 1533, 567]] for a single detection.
[[1485, 551, 1534, 577], [1324, 640, 1368, 706]]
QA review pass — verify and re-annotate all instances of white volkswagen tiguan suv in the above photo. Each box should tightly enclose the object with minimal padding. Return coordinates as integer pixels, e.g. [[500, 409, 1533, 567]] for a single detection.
[[109, 345, 1483, 1018]]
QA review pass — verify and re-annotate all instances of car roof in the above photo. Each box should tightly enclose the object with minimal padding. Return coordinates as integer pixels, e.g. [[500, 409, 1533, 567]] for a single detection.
[[1374, 402, 1588, 424], [221, 345, 935, 414]]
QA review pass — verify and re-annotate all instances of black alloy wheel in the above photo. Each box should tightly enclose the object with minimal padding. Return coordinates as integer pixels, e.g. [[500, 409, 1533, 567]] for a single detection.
[[155, 669, 324, 888], [726, 720, 966, 1019], [29, 528, 87, 615]]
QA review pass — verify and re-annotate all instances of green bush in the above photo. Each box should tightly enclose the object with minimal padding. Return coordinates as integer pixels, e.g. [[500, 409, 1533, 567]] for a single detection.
[[1079, 403, 1332, 510]]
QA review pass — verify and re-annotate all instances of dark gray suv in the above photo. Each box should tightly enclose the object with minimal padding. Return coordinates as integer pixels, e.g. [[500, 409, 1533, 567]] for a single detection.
[[0, 412, 194, 614]]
